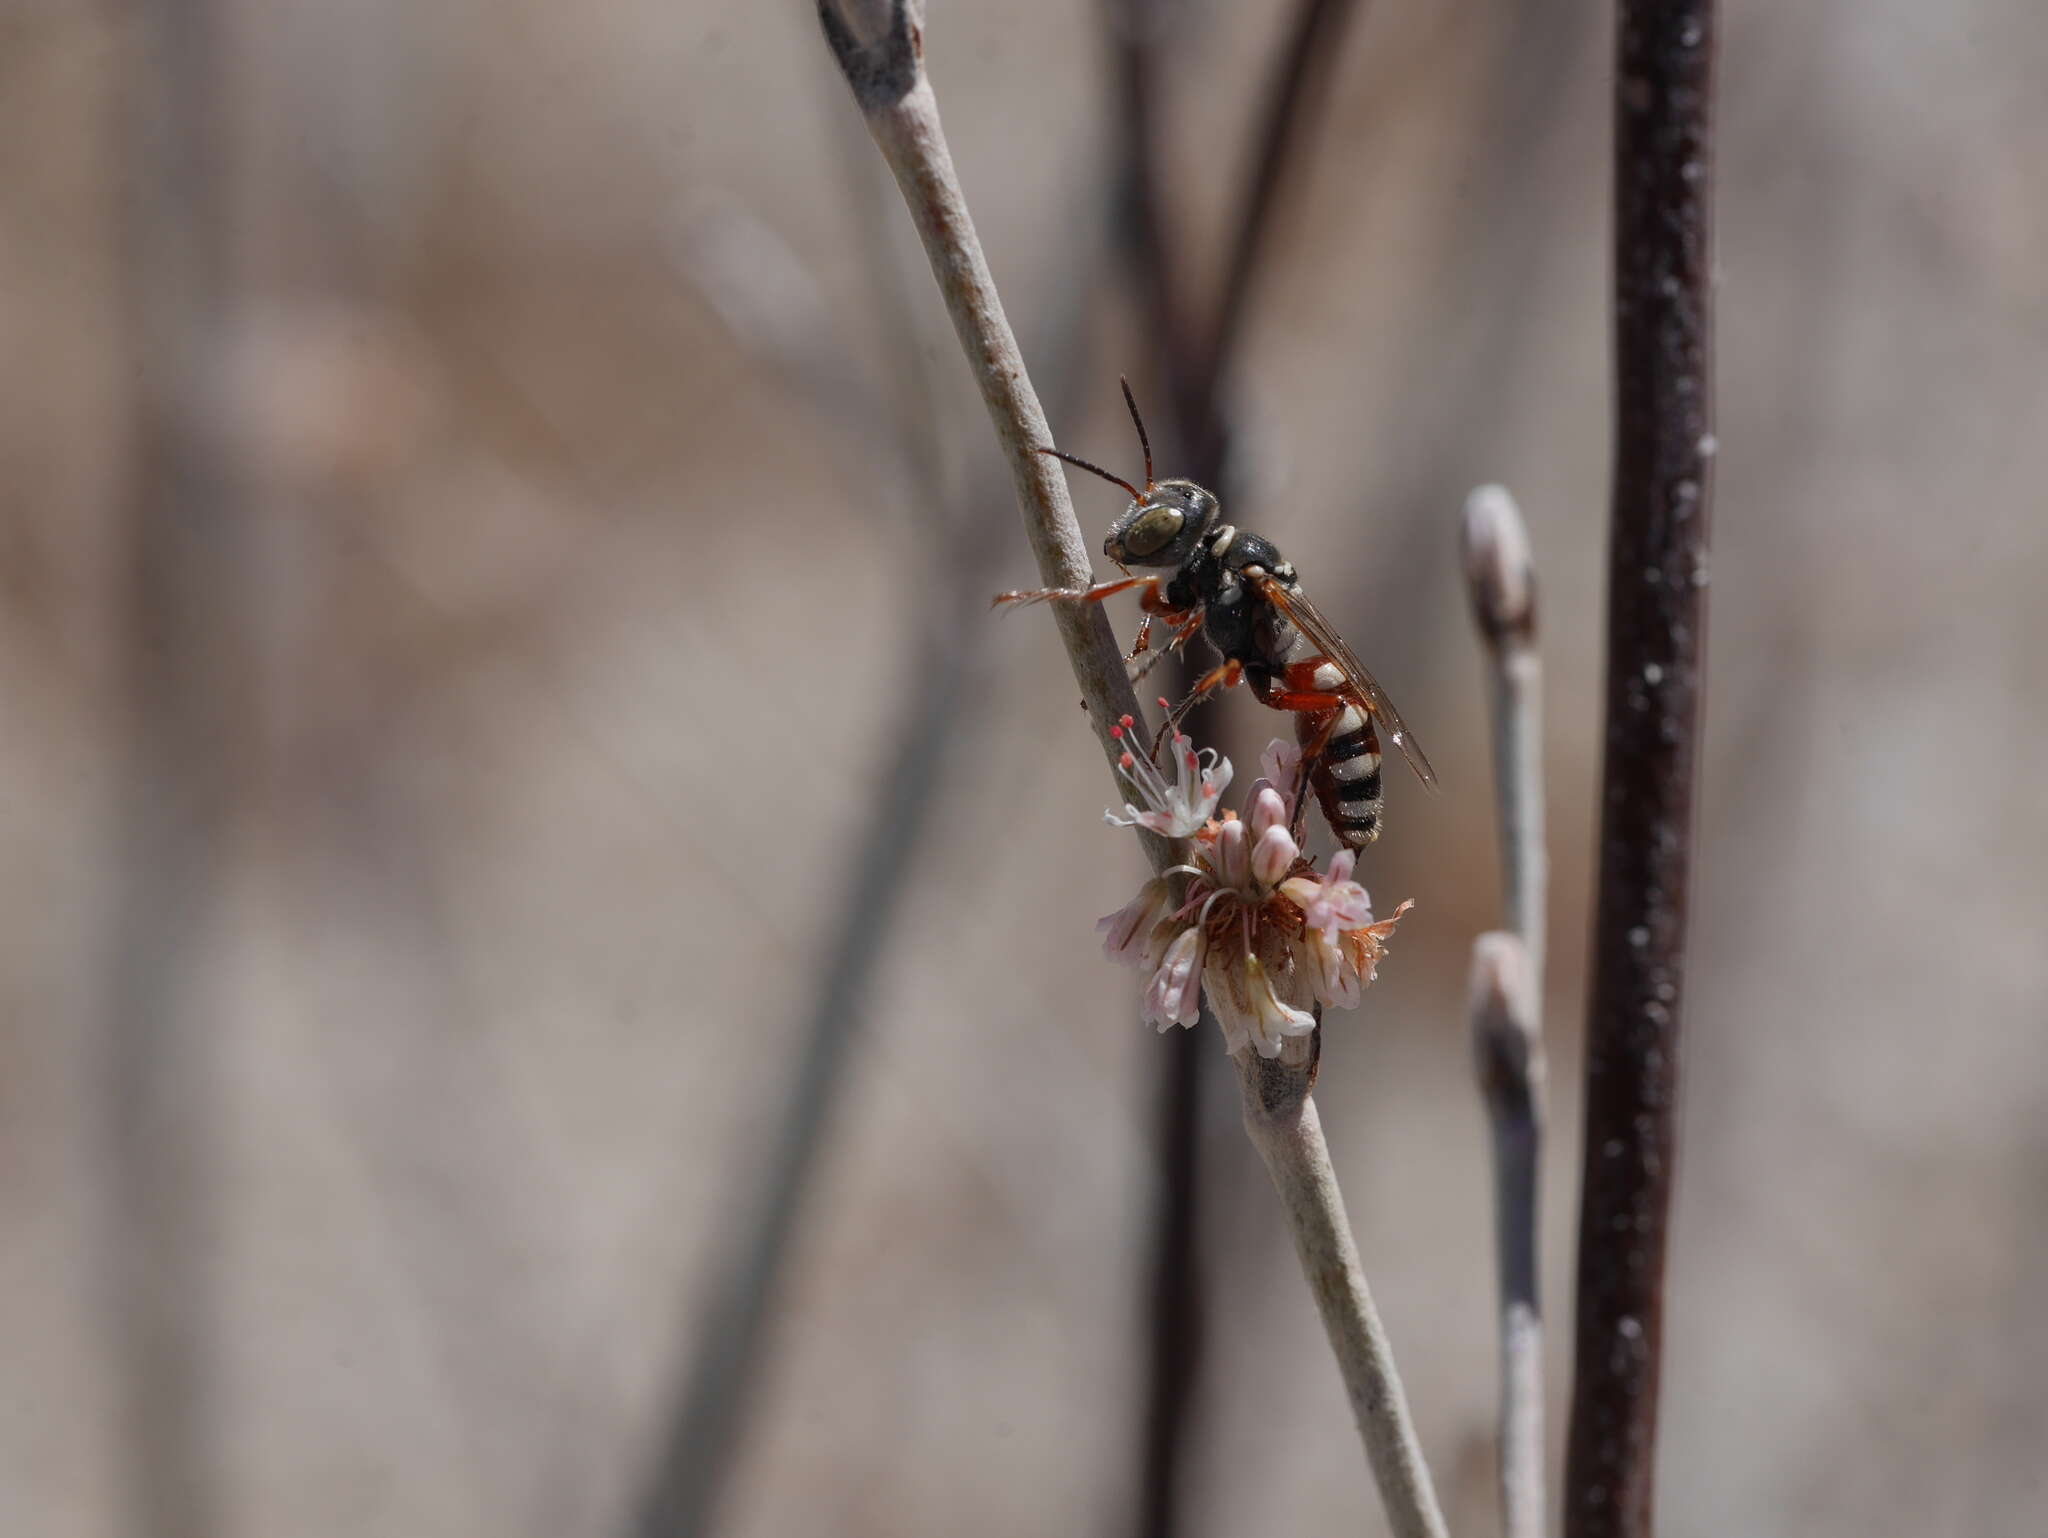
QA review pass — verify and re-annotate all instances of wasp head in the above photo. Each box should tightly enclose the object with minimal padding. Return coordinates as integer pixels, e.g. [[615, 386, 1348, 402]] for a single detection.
[[1103, 480, 1219, 569]]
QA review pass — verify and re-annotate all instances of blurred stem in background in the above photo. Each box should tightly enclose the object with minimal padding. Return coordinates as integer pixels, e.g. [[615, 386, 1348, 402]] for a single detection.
[[1463, 484, 1548, 1538], [103, 3, 242, 1536], [1463, 486, 1547, 991], [1564, 6, 1716, 1537], [1469, 936, 1547, 1538], [1106, 3, 1365, 1531]]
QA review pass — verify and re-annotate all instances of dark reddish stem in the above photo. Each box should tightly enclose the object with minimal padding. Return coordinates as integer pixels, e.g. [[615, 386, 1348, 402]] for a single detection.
[[1564, 6, 1716, 1538]]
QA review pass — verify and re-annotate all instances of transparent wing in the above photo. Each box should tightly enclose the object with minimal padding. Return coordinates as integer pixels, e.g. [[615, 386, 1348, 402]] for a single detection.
[[1251, 572, 1439, 790]]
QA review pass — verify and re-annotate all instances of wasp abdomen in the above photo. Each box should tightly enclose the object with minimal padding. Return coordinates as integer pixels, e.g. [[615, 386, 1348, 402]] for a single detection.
[[1268, 627, 1386, 849], [1315, 712, 1385, 847]]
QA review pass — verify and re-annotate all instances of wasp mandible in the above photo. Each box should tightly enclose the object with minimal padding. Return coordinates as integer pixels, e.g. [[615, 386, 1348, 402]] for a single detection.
[[997, 380, 1436, 848]]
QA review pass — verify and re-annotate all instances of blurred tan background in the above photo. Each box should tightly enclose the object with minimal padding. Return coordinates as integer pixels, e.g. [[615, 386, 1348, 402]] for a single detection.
[[4, 2, 2045, 1535]]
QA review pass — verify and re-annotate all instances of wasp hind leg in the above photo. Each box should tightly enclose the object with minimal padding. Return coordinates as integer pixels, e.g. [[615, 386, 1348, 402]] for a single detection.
[[1287, 706, 1343, 846], [1251, 669, 1385, 849]]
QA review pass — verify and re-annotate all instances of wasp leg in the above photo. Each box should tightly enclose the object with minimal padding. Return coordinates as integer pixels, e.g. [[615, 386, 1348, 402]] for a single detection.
[[1128, 641, 1172, 688], [1249, 670, 1359, 842], [1128, 585, 1197, 668], [1255, 686, 1351, 714], [992, 574, 1161, 609], [1286, 707, 1344, 844], [1257, 670, 1387, 850], [1124, 613, 1154, 666], [1128, 612, 1204, 687], [1149, 659, 1245, 761]]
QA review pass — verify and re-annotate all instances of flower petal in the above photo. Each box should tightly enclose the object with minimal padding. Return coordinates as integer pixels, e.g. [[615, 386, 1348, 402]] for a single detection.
[[1097, 878, 1172, 966], [1260, 738, 1302, 797], [1105, 728, 1235, 839], [1250, 823, 1299, 888], [1205, 947, 1316, 1059], [1212, 817, 1250, 890], [1142, 925, 1205, 1030], [1247, 785, 1289, 841], [1298, 925, 1361, 1010]]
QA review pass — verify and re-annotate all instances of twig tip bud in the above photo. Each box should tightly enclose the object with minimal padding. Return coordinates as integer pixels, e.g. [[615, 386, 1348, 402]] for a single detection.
[[1461, 484, 1538, 648], [1469, 930, 1543, 1109], [817, 0, 924, 111]]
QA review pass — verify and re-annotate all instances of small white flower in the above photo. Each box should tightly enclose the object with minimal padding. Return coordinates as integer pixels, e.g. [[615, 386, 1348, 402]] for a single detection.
[[1142, 924, 1205, 1031], [1250, 823, 1298, 888], [1104, 715, 1233, 838], [1246, 784, 1289, 840], [1097, 877, 1173, 967], [1296, 923, 1361, 1010], [1257, 738, 1303, 819], [1281, 848, 1374, 936], [1210, 951, 1317, 1059], [1096, 721, 1411, 1056], [1211, 816, 1251, 890]]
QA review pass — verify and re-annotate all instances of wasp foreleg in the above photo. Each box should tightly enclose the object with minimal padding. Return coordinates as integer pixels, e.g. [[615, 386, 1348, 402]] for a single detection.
[[992, 574, 1163, 610]]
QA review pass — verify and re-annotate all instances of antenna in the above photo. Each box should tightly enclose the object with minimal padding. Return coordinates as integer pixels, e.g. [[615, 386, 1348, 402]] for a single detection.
[[1037, 446, 1143, 503], [1119, 375, 1154, 488]]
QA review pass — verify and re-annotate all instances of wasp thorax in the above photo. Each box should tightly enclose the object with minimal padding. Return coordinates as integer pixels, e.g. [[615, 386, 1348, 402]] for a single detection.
[[1104, 480, 1219, 568]]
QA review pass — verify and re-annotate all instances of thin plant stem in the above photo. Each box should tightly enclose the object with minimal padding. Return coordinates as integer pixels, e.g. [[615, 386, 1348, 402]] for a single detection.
[[1463, 485, 1549, 1538], [819, 9, 1446, 1534], [103, 4, 239, 1536], [1237, 1050, 1450, 1538], [1564, 5, 1717, 1537], [1461, 483, 1547, 987], [818, 1, 1167, 802], [1469, 933, 1547, 1538]]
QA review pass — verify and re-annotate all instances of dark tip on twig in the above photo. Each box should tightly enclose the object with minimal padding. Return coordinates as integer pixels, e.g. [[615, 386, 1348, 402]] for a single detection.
[[1469, 932, 1542, 1121], [817, 0, 923, 112], [1461, 484, 1538, 650]]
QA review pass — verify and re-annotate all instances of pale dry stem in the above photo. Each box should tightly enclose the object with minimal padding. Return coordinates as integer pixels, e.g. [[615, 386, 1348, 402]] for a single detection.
[[1462, 483, 1547, 988], [1236, 1051, 1451, 1538], [1470, 932, 1548, 1538]]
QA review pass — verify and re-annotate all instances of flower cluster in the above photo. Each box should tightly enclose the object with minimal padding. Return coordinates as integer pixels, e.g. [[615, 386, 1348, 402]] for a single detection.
[[1097, 721, 1411, 1059]]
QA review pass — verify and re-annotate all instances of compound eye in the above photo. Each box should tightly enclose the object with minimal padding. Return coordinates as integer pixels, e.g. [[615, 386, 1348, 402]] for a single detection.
[[1121, 505, 1185, 558]]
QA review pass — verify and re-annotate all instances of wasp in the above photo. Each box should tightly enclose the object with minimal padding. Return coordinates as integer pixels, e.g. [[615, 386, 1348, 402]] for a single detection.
[[997, 381, 1436, 848]]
